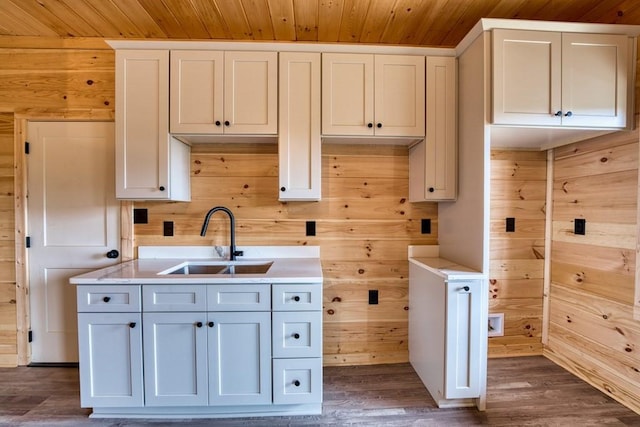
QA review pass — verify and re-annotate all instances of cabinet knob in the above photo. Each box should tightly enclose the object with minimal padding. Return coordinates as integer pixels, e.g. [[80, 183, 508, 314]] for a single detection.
[[224, 120, 230, 126], [196, 322, 203, 328], [367, 123, 373, 128], [208, 321, 214, 327], [293, 296, 300, 302], [554, 111, 562, 117], [129, 322, 136, 328], [293, 333, 300, 339], [428, 187, 435, 193], [293, 380, 301, 387], [462, 286, 470, 292], [376, 123, 382, 128], [103, 296, 111, 303], [106, 249, 119, 259], [215, 120, 221, 126], [564, 111, 573, 117], [280, 186, 286, 192], [159, 186, 165, 191]]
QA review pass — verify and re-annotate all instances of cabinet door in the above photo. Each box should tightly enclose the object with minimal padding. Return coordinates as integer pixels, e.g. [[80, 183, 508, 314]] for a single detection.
[[170, 50, 224, 134], [445, 280, 482, 399], [374, 55, 425, 137], [115, 50, 171, 199], [208, 312, 271, 405], [272, 311, 322, 358], [223, 51, 277, 134], [492, 29, 562, 126], [410, 56, 457, 202], [562, 33, 628, 128], [322, 53, 374, 135], [143, 312, 209, 406], [77, 313, 143, 408], [278, 52, 321, 201]]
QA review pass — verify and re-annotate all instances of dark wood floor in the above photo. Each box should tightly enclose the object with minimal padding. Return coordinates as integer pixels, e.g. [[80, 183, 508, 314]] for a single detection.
[[0, 356, 638, 426]]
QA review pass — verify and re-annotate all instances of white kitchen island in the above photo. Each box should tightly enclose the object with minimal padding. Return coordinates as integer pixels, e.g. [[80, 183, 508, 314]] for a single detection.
[[70, 246, 323, 419]]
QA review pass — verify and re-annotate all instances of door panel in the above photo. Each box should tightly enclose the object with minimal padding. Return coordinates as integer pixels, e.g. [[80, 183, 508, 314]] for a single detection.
[[28, 121, 119, 363]]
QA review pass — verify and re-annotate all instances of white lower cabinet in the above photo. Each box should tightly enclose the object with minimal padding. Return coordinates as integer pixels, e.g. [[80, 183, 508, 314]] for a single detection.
[[409, 262, 484, 407], [76, 284, 143, 408], [77, 282, 322, 417]]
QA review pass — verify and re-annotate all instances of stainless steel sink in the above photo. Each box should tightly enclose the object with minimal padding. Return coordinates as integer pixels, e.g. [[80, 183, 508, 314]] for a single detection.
[[160, 261, 273, 276]]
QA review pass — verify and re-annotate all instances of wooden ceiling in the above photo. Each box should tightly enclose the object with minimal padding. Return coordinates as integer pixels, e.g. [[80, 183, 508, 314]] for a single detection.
[[2, 0, 640, 48]]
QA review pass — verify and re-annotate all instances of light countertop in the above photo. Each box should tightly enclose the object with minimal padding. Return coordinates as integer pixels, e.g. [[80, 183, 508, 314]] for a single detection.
[[408, 245, 485, 281], [70, 246, 323, 285]]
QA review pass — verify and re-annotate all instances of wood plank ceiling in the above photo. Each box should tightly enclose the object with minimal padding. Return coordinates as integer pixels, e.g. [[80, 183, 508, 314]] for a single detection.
[[1, 0, 640, 48]]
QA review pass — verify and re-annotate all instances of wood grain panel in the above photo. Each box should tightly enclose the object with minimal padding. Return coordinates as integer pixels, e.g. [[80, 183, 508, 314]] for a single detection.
[[490, 150, 546, 357], [551, 261, 634, 305], [552, 220, 636, 249], [554, 142, 637, 181]]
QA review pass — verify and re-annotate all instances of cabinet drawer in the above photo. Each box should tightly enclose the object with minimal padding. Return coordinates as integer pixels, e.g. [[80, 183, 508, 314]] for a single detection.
[[142, 285, 207, 312], [77, 285, 141, 313], [207, 284, 270, 311], [272, 311, 322, 358], [272, 283, 322, 311], [273, 358, 322, 404]]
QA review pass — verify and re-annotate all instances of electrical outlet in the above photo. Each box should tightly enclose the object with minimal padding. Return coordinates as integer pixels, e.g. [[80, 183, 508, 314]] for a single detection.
[[505, 217, 515, 232], [133, 208, 148, 224], [306, 221, 316, 236], [421, 218, 431, 234], [574, 218, 586, 235], [368, 290, 378, 305], [163, 221, 174, 237]]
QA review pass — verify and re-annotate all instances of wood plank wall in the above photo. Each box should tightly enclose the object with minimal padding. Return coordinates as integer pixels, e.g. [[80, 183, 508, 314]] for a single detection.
[[0, 113, 16, 366], [545, 129, 640, 413], [488, 150, 546, 357], [135, 143, 438, 365]]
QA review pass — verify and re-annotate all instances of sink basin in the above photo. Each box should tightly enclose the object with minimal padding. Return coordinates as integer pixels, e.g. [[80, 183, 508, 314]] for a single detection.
[[160, 261, 273, 276]]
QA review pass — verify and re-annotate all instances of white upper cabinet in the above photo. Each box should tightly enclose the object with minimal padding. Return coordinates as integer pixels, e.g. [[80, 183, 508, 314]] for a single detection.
[[278, 52, 321, 201], [170, 50, 278, 135], [322, 53, 425, 137], [492, 29, 630, 128], [115, 50, 190, 201], [410, 56, 457, 202]]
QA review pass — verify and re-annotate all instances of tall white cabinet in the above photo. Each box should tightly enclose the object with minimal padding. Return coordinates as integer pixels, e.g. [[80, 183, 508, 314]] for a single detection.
[[492, 29, 630, 128], [115, 50, 190, 201], [322, 53, 425, 137], [278, 52, 321, 201]]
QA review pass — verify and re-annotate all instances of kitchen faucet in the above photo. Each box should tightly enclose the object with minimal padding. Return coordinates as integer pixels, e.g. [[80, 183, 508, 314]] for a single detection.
[[200, 206, 243, 261]]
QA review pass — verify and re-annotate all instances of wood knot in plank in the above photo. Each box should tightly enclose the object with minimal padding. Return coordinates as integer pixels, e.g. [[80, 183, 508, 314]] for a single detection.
[[615, 327, 625, 336], [600, 157, 608, 163], [602, 314, 608, 319], [358, 269, 365, 274], [327, 309, 335, 315], [399, 198, 406, 204], [625, 346, 633, 353], [562, 182, 569, 193], [566, 315, 572, 323], [404, 306, 409, 311]]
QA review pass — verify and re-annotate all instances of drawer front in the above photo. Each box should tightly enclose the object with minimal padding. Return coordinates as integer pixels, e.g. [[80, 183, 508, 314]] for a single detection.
[[272, 311, 322, 358], [142, 285, 207, 312], [273, 358, 322, 404], [272, 283, 322, 311], [77, 285, 141, 312], [207, 284, 271, 311]]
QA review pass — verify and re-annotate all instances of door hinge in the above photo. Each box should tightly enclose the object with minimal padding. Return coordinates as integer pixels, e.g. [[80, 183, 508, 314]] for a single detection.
[[28, 330, 32, 343], [25, 141, 29, 154], [25, 236, 31, 248]]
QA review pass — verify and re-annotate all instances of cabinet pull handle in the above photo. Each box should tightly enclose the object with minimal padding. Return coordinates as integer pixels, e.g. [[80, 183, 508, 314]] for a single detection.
[[428, 187, 435, 193], [196, 322, 203, 328], [159, 186, 165, 191], [215, 120, 221, 126], [224, 120, 230, 126], [293, 333, 300, 339], [103, 296, 111, 303], [293, 380, 301, 387], [129, 322, 136, 328], [376, 123, 382, 128], [462, 286, 470, 292], [367, 123, 373, 128], [564, 111, 573, 117], [208, 321, 214, 327], [280, 186, 286, 192], [554, 111, 562, 116], [293, 296, 300, 302]]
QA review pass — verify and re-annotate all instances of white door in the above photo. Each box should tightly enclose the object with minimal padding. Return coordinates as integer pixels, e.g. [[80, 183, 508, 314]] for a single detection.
[[27, 121, 120, 363]]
